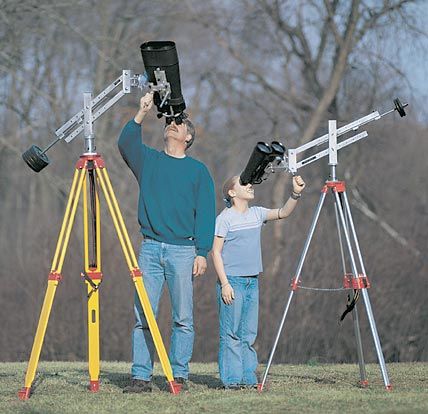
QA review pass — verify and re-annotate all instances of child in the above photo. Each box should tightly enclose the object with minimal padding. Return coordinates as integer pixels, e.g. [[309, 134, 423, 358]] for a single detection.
[[211, 174, 305, 389]]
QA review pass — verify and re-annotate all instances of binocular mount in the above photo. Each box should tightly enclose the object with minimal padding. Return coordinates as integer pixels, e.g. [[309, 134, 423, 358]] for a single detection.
[[240, 98, 408, 185]]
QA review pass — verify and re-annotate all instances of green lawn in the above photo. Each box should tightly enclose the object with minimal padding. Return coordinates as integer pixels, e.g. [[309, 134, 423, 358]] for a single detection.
[[0, 361, 427, 413]]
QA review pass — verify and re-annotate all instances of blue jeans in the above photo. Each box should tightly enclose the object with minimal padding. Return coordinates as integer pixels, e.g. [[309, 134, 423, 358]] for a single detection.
[[132, 239, 195, 380], [217, 276, 259, 386]]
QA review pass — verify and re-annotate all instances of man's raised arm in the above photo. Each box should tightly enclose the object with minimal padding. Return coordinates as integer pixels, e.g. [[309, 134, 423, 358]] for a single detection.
[[118, 92, 154, 180]]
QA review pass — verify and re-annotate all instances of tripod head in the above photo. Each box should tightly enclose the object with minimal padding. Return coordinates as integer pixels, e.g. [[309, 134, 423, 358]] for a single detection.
[[22, 41, 188, 173]]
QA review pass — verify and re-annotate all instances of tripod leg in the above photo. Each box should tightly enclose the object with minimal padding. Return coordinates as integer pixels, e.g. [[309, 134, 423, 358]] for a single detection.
[[96, 167, 179, 394], [87, 280, 101, 392], [260, 190, 327, 391], [334, 196, 367, 385], [83, 176, 101, 392], [18, 280, 60, 400], [51, 169, 82, 271], [350, 303, 368, 385], [341, 191, 391, 390], [19, 168, 86, 400]]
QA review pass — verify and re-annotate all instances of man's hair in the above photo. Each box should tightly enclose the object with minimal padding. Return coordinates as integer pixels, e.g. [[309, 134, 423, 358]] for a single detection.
[[183, 118, 195, 149], [163, 117, 196, 149]]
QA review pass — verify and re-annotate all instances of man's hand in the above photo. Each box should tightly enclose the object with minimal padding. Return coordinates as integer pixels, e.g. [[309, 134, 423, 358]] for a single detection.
[[221, 283, 235, 305], [134, 92, 154, 124], [139, 92, 154, 113], [292, 175, 306, 194], [193, 256, 207, 277]]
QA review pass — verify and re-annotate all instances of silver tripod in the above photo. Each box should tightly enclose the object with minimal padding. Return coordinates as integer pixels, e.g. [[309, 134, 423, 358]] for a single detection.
[[258, 113, 405, 391]]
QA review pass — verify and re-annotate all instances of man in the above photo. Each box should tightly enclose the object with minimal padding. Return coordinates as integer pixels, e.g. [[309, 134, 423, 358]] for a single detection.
[[118, 92, 215, 392]]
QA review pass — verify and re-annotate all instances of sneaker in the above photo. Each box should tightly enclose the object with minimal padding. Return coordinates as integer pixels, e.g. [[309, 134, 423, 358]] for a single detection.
[[174, 377, 189, 391], [123, 379, 152, 393], [223, 384, 242, 390], [241, 383, 258, 390]]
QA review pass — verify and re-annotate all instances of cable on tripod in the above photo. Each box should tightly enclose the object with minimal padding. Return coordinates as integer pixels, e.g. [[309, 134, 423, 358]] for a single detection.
[[88, 166, 97, 267], [81, 270, 100, 299], [339, 289, 360, 322]]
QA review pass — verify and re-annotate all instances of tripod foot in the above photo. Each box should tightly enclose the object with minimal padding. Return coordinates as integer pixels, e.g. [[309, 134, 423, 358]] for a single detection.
[[385, 384, 393, 391], [359, 380, 369, 388], [18, 387, 31, 400], [88, 380, 100, 392], [257, 382, 269, 393], [168, 380, 182, 395]]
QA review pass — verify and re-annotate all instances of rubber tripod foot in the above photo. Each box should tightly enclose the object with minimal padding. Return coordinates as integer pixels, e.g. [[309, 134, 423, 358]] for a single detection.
[[359, 380, 369, 387], [168, 380, 182, 394], [257, 382, 269, 393], [18, 387, 31, 400], [88, 380, 100, 392], [386, 384, 393, 391]]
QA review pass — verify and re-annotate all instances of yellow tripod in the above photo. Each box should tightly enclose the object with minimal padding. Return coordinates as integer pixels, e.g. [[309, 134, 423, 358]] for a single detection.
[[18, 153, 181, 399]]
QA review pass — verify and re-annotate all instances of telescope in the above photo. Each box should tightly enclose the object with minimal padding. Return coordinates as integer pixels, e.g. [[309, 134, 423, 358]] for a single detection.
[[141, 41, 187, 124], [18, 42, 189, 399], [22, 41, 187, 173], [240, 140, 286, 185], [254, 98, 409, 392]]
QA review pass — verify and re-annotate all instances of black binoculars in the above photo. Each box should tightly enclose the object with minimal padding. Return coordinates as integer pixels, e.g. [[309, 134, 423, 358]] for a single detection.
[[140, 41, 186, 124], [240, 141, 286, 185]]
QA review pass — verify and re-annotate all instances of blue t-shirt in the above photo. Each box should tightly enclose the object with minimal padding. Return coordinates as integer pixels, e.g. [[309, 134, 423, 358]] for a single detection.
[[215, 206, 269, 276]]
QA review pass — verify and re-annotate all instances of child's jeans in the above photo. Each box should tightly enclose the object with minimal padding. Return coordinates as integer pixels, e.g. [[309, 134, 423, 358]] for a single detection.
[[217, 275, 259, 386]]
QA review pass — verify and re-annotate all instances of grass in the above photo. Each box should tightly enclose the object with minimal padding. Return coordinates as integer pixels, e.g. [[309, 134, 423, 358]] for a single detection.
[[0, 361, 427, 413]]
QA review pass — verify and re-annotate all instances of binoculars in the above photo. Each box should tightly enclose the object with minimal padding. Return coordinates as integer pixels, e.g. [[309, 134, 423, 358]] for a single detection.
[[240, 141, 286, 185], [140, 41, 187, 124]]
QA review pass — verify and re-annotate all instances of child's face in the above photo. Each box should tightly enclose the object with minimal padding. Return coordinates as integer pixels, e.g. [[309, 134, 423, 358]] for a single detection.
[[229, 179, 255, 201]]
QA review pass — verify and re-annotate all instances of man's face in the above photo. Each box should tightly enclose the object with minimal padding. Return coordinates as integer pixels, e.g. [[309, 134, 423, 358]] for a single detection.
[[164, 121, 189, 144]]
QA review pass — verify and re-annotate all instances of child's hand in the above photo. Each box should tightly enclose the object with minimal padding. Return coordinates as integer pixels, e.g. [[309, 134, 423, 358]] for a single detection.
[[221, 283, 235, 305], [292, 175, 306, 194]]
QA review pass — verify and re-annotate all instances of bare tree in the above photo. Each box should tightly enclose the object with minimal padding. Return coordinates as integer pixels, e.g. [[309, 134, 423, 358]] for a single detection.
[[0, 0, 427, 365]]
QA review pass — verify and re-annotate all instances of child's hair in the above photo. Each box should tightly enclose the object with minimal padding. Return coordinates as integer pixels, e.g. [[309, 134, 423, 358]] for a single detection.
[[222, 175, 239, 208]]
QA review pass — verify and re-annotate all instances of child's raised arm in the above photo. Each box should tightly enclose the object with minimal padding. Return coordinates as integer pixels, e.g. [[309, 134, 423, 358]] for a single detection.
[[265, 175, 306, 221]]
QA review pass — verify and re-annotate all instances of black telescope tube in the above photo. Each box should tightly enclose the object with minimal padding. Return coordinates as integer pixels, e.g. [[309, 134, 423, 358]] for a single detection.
[[140, 41, 186, 115], [252, 150, 275, 184], [240, 142, 272, 186]]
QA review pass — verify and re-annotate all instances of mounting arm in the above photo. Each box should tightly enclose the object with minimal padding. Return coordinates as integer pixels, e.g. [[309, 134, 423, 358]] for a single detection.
[[272, 98, 408, 175], [22, 70, 165, 172]]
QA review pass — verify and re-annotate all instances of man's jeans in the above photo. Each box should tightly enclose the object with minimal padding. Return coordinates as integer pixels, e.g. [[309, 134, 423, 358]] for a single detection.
[[217, 276, 259, 386], [132, 238, 195, 381]]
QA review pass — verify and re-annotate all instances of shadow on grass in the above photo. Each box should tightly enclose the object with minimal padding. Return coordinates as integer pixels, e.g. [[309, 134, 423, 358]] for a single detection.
[[189, 373, 222, 389], [24, 367, 222, 395], [103, 371, 222, 391], [30, 368, 91, 394], [282, 374, 337, 385]]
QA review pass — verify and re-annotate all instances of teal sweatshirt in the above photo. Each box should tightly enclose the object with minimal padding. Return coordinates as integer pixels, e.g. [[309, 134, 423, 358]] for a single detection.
[[118, 120, 215, 257]]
